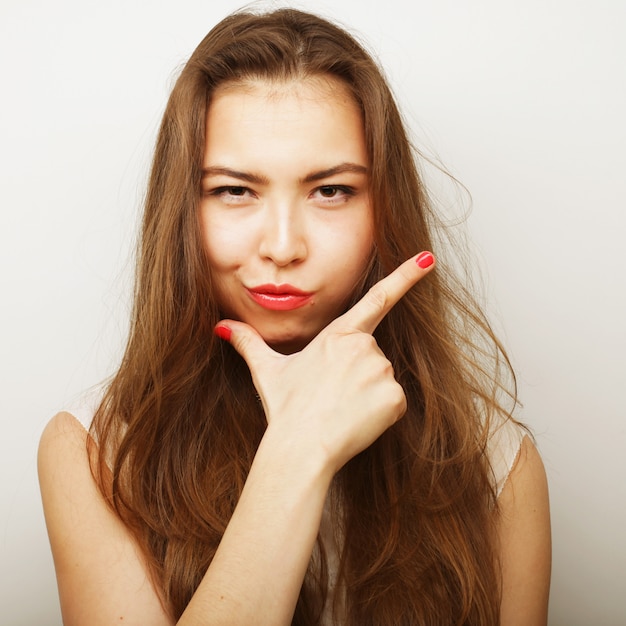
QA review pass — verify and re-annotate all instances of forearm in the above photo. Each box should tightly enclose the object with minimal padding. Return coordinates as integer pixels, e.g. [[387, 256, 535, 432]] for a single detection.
[[178, 428, 333, 626]]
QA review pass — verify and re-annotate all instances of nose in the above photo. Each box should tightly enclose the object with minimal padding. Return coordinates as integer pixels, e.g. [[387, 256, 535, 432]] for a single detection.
[[258, 201, 307, 267]]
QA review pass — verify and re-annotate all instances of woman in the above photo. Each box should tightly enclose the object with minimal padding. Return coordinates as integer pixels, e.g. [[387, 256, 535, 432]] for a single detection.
[[38, 7, 551, 625]]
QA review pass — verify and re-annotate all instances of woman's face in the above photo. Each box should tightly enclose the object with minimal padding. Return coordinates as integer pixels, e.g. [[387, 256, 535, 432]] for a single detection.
[[200, 77, 373, 354]]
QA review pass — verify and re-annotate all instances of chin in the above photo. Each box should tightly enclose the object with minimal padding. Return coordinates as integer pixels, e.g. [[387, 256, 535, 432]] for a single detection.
[[263, 328, 318, 355], [267, 336, 309, 355]]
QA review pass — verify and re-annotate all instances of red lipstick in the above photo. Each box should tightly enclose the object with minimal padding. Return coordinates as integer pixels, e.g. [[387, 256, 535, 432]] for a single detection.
[[247, 284, 313, 311]]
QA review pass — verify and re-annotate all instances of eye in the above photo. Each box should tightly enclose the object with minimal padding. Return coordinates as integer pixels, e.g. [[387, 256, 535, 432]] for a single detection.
[[319, 185, 340, 198], [206, 186, 255, 204], [312, 185, 356, 204], [219, 186, 248, 197]]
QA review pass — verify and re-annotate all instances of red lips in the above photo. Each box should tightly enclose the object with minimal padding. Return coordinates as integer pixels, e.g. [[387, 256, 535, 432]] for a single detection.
[[246, 284, 313, 311]]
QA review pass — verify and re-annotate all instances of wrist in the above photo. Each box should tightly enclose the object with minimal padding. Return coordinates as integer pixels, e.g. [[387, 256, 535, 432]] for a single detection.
[[256, 423, 335, 491]]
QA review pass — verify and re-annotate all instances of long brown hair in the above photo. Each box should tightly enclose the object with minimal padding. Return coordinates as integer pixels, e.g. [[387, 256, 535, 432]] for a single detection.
[[92, 8, 519, 624]]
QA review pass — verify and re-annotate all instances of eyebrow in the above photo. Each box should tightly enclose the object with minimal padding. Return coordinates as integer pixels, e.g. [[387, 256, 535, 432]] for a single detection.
[[302, 163, 368, 183], [201, 162, 368, 185], [201, 167, 269, 185]]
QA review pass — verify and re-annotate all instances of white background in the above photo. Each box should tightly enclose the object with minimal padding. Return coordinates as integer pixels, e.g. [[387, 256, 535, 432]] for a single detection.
[[1, 1, 624, 624]]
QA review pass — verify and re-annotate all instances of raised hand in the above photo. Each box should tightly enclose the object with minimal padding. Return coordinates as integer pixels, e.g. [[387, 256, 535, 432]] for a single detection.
[[215, 252, 435, 474]]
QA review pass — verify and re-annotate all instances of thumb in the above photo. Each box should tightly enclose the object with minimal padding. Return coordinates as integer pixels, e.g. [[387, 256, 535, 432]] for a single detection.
[[214, 320, 275, 371]]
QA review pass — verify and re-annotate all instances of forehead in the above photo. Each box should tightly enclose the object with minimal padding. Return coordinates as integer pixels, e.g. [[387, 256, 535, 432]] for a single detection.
[[203, 77, 367, 173]]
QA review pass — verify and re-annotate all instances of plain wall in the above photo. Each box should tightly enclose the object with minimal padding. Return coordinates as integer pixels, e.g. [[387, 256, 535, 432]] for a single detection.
[[1, 0, 624, 623]]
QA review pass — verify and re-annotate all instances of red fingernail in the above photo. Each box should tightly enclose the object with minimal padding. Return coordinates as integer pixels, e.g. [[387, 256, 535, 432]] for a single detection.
[[416, 251, 434, 269], [214, 325, 232, 341]]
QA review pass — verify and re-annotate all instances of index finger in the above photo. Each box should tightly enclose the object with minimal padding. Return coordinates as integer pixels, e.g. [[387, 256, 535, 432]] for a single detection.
[[339, 251, 435, 334]]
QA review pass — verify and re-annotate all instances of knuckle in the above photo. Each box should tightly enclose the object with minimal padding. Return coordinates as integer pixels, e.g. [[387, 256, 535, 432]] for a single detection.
[[233, 331, 256, 364], [382, 358, 395, 376], [365, 283, 389, 316], [397, 263, 415, 284], [234, 332, 249, 353], [346, 331, 378, 355], [390, 383, 407, 419]]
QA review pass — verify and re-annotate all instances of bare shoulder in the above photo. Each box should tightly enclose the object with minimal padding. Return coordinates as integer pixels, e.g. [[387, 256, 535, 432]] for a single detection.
[[497, 436, 551, 626], [39, 411, 88, 459], [38, 411, 93, 510], [38, 412, 172, 626]]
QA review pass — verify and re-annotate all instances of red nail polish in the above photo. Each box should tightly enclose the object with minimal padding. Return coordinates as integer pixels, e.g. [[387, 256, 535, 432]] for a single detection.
[[214, 325, 232, 341], [416, 251, 434, 269]]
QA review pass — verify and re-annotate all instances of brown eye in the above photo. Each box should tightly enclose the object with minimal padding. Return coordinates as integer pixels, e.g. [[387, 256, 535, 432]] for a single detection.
[[313, 185, 355, 203], [319, 186, 338, 197]]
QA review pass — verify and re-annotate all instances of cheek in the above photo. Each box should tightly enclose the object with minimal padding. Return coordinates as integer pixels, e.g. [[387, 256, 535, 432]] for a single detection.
[[341, 217, 374, 270], [319, 205, 373, 258], [200, 215, 243, 270], [201, 225, 238, 314], [323, 220, 373, 298]]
